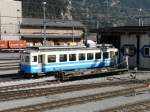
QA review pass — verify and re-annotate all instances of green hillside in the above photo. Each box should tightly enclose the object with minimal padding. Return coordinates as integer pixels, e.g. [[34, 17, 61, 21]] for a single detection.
[[22, 0, 150, 28]]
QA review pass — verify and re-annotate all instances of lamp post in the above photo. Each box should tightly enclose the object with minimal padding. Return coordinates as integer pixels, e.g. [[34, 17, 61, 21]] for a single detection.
[[43, 1, 47, 46]]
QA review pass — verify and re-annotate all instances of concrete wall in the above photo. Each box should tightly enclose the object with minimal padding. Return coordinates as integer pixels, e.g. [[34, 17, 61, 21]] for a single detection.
[[121, 34, 137, 68], [139, 34, 150, 69], [121, 34, 150, 69], [0, 0, 22, 40]]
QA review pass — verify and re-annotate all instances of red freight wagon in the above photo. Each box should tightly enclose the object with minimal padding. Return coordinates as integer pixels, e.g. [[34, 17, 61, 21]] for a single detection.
[[8, 40, 27, 49], [0, 40, 8, 49]]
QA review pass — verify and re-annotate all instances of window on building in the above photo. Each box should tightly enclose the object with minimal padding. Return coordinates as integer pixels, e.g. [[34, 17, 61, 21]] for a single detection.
[[95, 52, 101, 59], [32, 56, 37, 62], [79, 53, 85, 61], [59, 54, 67, 62], [144, 47, 150, 56], [103, 52, 109, 59], [87, 53, 93, 60], [48, 55, 56, 63], [69, 54, 76, 61]]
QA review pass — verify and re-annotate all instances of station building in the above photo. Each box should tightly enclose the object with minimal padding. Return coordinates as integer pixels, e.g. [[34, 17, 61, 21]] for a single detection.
[[98, 26, 150, 70], [20, 18, 85, 46]]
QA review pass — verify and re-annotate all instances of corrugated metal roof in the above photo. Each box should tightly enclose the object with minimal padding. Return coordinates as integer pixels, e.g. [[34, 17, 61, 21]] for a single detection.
[[99, 26, 150, 33], [21, 18, 85, 28]]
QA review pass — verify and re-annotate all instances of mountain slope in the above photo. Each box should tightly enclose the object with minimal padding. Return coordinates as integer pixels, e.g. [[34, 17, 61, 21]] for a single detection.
[[22, 0, 150, 27]]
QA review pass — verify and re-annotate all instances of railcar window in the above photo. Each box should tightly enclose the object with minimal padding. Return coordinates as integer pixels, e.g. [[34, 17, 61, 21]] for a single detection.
[[110, 51, 115, 58], [25, 56, 30, 63], [95, 52, 101, 59], [38, 55, 43, 63], [103, 52, 109, 59], [32, 56, 37, 62], [79, 53, 85, 61], [48, 55, 56, 63], [60, 54, 67, 62], [87, 53, 93, 60], [115, 52, 118, 56], [69, 54, 76, 61]]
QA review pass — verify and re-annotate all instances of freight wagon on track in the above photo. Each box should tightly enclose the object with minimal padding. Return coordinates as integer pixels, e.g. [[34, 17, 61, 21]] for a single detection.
[[0, 40, 27, 52]]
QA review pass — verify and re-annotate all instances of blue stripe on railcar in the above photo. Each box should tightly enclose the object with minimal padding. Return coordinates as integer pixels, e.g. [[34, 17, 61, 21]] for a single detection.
[[20, 64, 42, 74], [21, 59, 113, 74], [43, 59, 111, 72]]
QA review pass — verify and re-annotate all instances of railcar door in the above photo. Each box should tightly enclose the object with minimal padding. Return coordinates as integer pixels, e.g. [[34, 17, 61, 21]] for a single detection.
[[38, 55, 45, 73]]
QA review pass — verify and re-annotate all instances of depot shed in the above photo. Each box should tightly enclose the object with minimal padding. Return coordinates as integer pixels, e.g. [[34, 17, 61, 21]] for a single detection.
[[98, 26, 150, 70]]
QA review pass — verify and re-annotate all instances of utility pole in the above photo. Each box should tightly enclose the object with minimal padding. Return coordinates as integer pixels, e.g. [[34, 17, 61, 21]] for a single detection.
[[0, 12, 1, 40], [72, 25, 74, 43], [17, 9, 21, 40], [106, 0, 110, 25], [138, 8, 143, 26], [43, 1, 47, 46], [96, 20, 100, 44]]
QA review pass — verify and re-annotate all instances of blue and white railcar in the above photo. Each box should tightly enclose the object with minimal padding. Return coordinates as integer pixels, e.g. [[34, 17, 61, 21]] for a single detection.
[[20, 46, 118, 77]]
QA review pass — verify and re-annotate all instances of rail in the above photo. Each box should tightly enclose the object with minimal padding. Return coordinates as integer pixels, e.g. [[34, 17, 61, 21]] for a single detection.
[[0, 84, 147, 112]]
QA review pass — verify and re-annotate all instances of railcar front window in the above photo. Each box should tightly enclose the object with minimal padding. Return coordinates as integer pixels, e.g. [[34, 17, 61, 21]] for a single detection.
[[95, 52, 101, 59], [79, 53, 85, 61], [69, 54, 76, 61], [48, 55, 56, 63], [60, 54, 67, 62], [110, 51, 115, 58], [87, 53, 93, 60], [25, 56, 30, 63], [32, 56, 37, 62], [103, 52, 109, 59], [115, 52, 118, 56]]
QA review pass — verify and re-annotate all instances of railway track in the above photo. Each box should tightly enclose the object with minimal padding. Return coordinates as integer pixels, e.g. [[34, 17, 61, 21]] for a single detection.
[[0, 60, 19, 71], [0, 84, 148, 112], [0, 78, 148, 92], [100, 100, 150, 112], [0, 80, 57, 92], [0, 79, 148, 102]]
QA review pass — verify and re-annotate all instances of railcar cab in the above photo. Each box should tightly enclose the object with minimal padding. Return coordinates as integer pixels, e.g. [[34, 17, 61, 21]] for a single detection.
[[20, 49, 46, 76], [107, 48, 118, 66], [97, 44, 118, 66]]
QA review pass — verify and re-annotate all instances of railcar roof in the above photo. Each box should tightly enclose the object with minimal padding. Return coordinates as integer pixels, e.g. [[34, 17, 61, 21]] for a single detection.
[[24, 45, 115, 53]]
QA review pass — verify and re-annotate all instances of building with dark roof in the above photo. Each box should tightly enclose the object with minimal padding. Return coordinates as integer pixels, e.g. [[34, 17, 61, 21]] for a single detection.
[[20, 18, 85, 46], [98, 26, 150, 70]]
